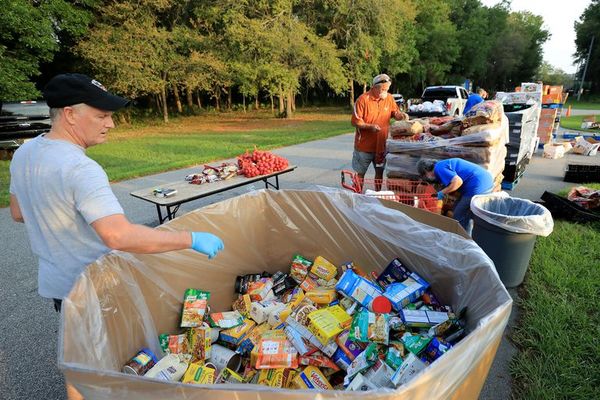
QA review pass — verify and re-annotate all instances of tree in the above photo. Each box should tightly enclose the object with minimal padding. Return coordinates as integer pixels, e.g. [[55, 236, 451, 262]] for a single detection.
[[0, 0, 92, 100], [574, 0, 600, 93], [535, 62, 574, 88]]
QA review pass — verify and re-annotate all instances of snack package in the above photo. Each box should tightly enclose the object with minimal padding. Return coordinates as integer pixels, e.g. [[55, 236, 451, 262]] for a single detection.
[[390, 353, 428, 387], [272, 275, 297, 297], [306, 288, 337, 305], [368, 313, 390, 345], [257, 368, 290, 388], [268, 304, 292, 327], [250, 301, 285, 325], [286, 317, 338, 357], [188, 325, 212, 362], [383, 274, 430, 311], [291, 366, 333, 390], [289, 297, 318, 326], [327, 305, 352, 329], [345, 373, 377, 391], [247, 279, 274, 302], [385, 341, 406, 370], [237, 323, 270, 355], [310, 256, 338, 281], [307, 308, 343, 345], [363, 359, 394, 388], [399, 309, 449, 329], [401, 332, 432, 356], [181, 362, 216, 385], [208, 311, 244, 329], [299, 351, 340, 371], [335, 270, 383, 308], [219, 318, 256, 346], [232, 294, 252, 317], [255, 330, 299, 369], [181, 289, 210, 328], [216, 368, 245, 384], [290, 254, 312, 283], [376, 258, 411, 288], [349, 308, 370, 342], [331, 347, 353, 371], [145, 353, 189, 381], [336, 330, 365, 360], [343, 342, 378, 386], [299, 276, 318, 292], [284, 324, 313, 356], [424, 337, 452, 362], [284, 287, 306, 309], [158, 333, 189, 357]]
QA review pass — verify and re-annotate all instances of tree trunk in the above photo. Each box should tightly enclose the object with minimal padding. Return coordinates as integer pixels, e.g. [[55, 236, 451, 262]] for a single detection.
[[255, 96, 259, 110], [173, 85, 183, 114], [161, 82, 169, 123], [227, 88, 232, 111], [349, 80, 355, 109], [270, 95, 274, 113], [285, 92, 293, 118], [155, 94, 162, 113], [291, 90, 296, 112], [363, 83, 367, 93], [278, 87, 285, 114], [196, 90, 202, 109], [215, 92, 220, 111], [186, 85, 194, 110], [242, 94, 246, 113]]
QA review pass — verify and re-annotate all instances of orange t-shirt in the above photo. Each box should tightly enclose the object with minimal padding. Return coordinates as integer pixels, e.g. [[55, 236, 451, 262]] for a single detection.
[[351, 91, 399, 154]]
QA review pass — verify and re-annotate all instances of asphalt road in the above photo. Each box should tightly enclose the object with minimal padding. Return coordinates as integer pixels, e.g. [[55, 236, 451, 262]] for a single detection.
[[1, 124, 598, 399]]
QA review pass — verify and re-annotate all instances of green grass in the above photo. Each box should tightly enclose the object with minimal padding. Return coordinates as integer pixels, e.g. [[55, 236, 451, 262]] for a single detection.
[[560, 115, 599, 133], [0, 108, 353, 207], [565, 97, 600, 110], [510, 183, 600, 399]]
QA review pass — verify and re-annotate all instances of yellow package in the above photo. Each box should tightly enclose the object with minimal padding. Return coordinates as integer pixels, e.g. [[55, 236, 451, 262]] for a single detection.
[[217, 368, 245, 384], [327, 305, 352, 329], [238, 322, 270, 354], [232, 294, 252, 317], [220, 318, 256, 346], [257, 368, 285, 387], [285, 369, 298, 388], [307, 308, 343, 345], [187, 325, 212, 362], [182, 362, 215, 384], [291, 366, 333, 390], [268, 304, 292, 327], [286, 287, 305, 309], [306, 288, 337, 305], [310, 256, 337, 281], [299, 276, 317, 292]]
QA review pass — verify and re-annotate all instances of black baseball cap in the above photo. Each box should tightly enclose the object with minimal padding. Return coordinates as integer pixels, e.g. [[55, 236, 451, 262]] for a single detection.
[[43, 73, 129, 111]]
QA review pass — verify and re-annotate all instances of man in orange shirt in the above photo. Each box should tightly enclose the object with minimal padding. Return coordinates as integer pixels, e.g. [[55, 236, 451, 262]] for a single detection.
[[351, 74, 408, 189]]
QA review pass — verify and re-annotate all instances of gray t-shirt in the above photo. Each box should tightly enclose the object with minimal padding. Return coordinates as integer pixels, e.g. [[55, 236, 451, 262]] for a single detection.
[[9, 136, 124, 299]]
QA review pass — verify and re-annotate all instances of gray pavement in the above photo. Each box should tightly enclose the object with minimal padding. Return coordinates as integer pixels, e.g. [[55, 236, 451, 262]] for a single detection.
[[1, 125, 598, 400]]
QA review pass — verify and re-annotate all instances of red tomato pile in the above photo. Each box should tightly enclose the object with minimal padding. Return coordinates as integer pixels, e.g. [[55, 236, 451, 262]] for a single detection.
[[237, 148, 289, 178]]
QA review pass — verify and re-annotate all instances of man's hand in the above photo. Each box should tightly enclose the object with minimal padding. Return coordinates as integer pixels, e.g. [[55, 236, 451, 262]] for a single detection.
[[366, 124, 381, 132], [437, 191, 445, 200], [191, 232, 224, 259], [393, 111, 409, 121]]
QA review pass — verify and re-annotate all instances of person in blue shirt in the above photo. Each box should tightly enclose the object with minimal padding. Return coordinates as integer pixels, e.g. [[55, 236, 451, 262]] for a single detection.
[[417, 158, 493, 233], [463, 88, 487, 114]]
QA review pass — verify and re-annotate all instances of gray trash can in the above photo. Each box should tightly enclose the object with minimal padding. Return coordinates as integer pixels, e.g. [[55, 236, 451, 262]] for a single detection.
[[470, 194, 554, 288]]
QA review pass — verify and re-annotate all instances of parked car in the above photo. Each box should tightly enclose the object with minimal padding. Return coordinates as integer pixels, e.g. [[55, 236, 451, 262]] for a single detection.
[[392, 93, 404, 106], [407, 86, 469, 118], [0, 101, 51, 148]]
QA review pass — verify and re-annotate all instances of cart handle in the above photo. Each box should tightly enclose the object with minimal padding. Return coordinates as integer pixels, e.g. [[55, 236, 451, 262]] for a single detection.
[[341, 170, 361, 193]]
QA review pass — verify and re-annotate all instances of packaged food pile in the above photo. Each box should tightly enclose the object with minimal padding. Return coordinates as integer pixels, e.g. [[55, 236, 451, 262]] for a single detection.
[[122, 255, 467, 391], [386, 101, 508, 191]]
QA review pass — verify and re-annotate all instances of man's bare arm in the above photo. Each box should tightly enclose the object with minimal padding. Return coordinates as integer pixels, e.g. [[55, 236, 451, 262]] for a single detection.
[[10, 194, 24, 223], [91, 214, 192, 253]]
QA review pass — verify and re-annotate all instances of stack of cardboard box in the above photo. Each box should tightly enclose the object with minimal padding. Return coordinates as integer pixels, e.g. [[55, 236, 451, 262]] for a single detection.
[[537, 108, 558, 144]]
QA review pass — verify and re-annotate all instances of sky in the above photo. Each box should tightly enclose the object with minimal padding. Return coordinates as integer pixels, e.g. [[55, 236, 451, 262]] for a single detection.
[[481, 0, 592, 73]]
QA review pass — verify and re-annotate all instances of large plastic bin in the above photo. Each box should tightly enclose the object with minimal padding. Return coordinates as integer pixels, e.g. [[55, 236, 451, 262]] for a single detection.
[[471, 194, 553, 287]]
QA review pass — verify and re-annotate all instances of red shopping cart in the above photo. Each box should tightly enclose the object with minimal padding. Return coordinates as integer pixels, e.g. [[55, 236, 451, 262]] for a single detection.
[[340, 170, 442, 213]]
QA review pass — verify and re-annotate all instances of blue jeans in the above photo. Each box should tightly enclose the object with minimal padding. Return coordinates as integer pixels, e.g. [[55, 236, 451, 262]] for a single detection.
[[454, 190, 493, 235]]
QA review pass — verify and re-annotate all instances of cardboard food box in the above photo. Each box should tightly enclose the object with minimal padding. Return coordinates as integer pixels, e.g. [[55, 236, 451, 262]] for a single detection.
[[60, 190, 511, 399], [573, 136, 600, 156]]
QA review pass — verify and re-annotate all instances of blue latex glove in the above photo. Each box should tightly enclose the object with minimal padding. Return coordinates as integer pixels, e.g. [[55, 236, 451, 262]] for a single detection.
[[191, 232, 224, 259], [437, 191, 445, 200]]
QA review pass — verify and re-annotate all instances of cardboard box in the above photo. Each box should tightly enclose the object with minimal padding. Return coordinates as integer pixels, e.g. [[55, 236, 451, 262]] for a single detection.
[[573, 136, 600, 156], [543, 144, 565, 159], [60, 190, 511, 399]]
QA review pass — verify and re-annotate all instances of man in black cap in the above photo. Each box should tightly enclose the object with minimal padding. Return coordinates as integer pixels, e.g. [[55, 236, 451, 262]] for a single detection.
[[9, 73, 224, 399]]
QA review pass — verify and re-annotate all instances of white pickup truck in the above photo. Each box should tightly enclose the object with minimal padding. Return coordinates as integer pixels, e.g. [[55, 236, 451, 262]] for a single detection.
[[408, 85, 469, 118]]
